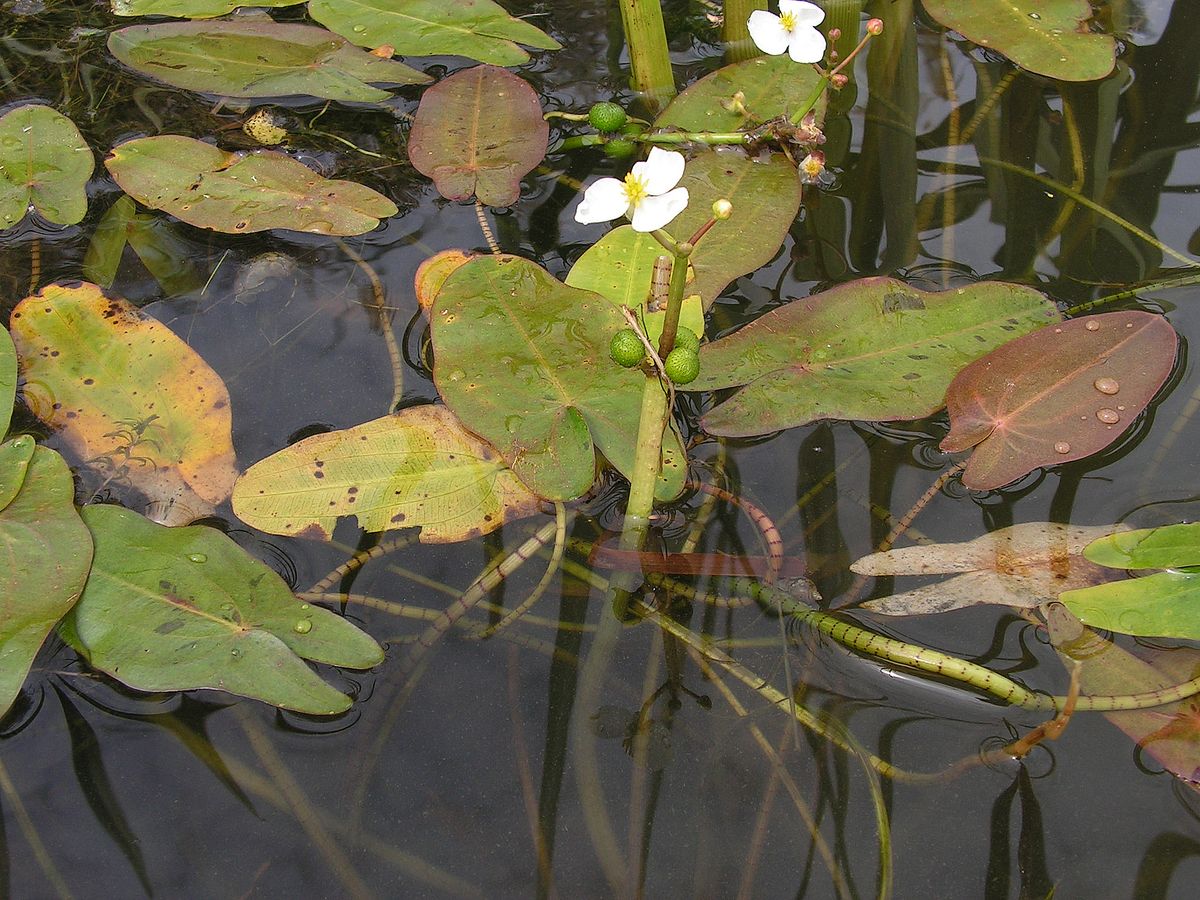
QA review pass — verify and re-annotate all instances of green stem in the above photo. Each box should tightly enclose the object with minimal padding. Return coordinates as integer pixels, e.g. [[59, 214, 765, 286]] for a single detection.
[[722, 0, 767, 62], [639, 131, 751, 145], [617, 0, 676, 108], [790, 75, 830, 125], [624, 375, 671, 526], [655, 247, 691, 358], [1065, 270, 1200, 315]]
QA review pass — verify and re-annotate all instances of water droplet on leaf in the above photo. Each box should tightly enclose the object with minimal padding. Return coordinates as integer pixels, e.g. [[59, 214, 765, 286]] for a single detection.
[[188, 553, 208, 563], [1085, 320, 1100, 331], [1096, 408, 1120, 424], [293, 620, 312, 634], [1054, 441, 1071, 454], [1093, 377, 1119, 394]]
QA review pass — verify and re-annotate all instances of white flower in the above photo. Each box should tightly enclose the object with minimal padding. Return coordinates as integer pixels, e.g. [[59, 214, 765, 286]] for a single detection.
[[747, 0, 827, 64], [574, 147, 690, 233]]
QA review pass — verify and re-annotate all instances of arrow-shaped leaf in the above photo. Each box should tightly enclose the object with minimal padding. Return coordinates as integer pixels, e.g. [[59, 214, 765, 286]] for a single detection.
[[432, 255, 686, 501], [942, 312, 1178, 490], [61, 505, 383, 715], [695, 277, 1060, 437]]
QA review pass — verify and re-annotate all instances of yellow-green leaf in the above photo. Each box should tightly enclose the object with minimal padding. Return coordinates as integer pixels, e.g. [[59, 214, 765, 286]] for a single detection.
[[106, 135, 397, 236], [10, 282, 237, 516], [233, 405, 541, 542]]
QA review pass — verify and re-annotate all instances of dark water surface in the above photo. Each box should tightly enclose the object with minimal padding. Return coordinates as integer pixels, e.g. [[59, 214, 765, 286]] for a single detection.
[[3, 1, 1200, 897]]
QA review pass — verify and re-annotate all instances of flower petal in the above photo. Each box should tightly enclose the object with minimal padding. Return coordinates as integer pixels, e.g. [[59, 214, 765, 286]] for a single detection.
[[787, 27, 827, 63], [780, 0, 825, 27], [575, 178, 629, 225], [629, 187, 689, 233], [635, 147, 685, 195], [747, 11, 789, 56]]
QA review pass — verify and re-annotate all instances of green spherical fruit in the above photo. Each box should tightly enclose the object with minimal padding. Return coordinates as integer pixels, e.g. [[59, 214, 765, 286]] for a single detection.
[[603, 138, 636, 159], [610, 329, 646, 367], [673, 327, 701, 354], [664, 347, 700, 385], [588, 101, 628, 133]]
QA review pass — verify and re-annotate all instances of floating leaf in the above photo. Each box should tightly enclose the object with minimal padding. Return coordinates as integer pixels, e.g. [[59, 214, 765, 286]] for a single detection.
[[108, 20, 428, 104], [853, 522, 1122, 616], [694, 278, 1060, 437], [1, 324, 14, 436], [1046, 603, 1200, 790], [942, 312, 1178, 491], [106, 135, 397, 236], [1083, 523, 1200, 570], [408, 65, 548, 207], [309, 0, 560, 67], [61, 505, 383, 715], [923, 0, 1115, 82], [1060, 572, 1200, 639], [415, 249, 477, 316], [10, 282, 237, 516], [0, 443, 93, 718], [111, 0, 303, 17], [432, 255, 686, 501], [655, 54, 825, 133], [232, 405, 541, 543], [0, 434, 34, 510], [0, 105, 92, 228], [667, 151, 801, 306], [565, 226, 704, 345]]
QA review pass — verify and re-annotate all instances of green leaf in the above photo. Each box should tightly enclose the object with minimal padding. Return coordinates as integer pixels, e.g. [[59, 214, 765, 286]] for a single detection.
[[655, 54, 825, 133], [106, 135, 397, 236], [82, 196, 137, 288], [232, 406, 541, 542], [0, 105, 92, 228], [564, 226, 704, 344], [0, 443, 94, 719], [10, 282, 238, 514], [923, 0, 1115, 82], [108, 20, 429, 104], [0, 324, 14, 437], [1083, 523, 1200, 570], [62, 505, 383, 715], [1060, 572, 1200, 639], [309, 0, 560, 67], [666, 150, 801, 307], [942, 312, 1178, 491], [83, 196, 203, 296], [125, 212, 205, 296], [408, 65, 548, 208], [695, 277, 1061, 438], [0, 434, 35, 511], [111, 0, 304, 17], [432, 255, 686, 501]]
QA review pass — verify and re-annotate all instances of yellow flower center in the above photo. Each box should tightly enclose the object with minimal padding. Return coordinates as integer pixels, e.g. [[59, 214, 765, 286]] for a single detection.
[[779, 11, 797, 30], [801, 156, 823, 178], [623, 172, 649, 206]]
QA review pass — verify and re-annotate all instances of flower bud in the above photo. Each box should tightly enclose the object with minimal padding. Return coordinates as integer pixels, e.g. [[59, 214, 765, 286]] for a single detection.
[[712, 199, 733, 220], [828, 28, 841, 41], [866, 18, 884, 35], [830, 73, 849, 89]]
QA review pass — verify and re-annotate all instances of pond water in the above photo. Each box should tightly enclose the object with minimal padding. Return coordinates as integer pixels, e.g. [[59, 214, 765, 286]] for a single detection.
[[3, 1, 1200, 897]]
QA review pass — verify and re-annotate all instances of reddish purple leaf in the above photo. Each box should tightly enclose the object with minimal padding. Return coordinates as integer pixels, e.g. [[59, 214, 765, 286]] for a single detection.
[[942, 312, 1177, 490], [408, 65, 547, 208]]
